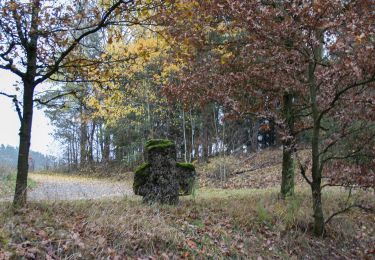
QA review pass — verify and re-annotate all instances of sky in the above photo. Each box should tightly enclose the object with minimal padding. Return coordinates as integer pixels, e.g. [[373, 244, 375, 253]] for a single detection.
[[0, 70, 59, 156]]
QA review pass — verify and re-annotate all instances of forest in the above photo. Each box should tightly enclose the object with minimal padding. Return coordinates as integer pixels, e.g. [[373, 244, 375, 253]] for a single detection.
[[0, 0, 374, 259], [0, 145, 55, 170]]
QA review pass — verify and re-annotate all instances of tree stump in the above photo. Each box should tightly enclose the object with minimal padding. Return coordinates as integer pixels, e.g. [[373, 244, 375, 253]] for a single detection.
[[133, 139, 196, 204], [176, 163, 196, 196]]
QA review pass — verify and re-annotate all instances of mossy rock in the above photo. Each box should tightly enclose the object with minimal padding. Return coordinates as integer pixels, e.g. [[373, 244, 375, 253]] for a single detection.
[[176, 162, 195, 171], [133, 163, 150, 195], [145, 139, 175, 151], [176, 163, 196, 196]]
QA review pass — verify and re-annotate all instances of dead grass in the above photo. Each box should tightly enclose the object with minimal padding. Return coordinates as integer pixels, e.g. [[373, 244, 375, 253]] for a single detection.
[[1, 150, 373, 259], [0, 187, 373, 259], [196, 149, 309, 189]]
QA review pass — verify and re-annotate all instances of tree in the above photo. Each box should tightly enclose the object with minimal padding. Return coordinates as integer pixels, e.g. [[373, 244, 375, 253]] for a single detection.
[[159, 0, 375, 235], [0, 0, 154, 206]]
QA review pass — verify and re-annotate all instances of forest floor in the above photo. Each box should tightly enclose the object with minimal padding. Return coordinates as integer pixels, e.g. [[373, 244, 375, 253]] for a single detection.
[[0, 149, 374, 259]]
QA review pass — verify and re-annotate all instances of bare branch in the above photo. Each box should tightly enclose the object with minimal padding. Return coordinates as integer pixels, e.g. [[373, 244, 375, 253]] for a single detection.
[[325, 204, 374, 225], [318, 75, 375, 122], [0, 91, 22, 122], [33, 90, 78, 106]]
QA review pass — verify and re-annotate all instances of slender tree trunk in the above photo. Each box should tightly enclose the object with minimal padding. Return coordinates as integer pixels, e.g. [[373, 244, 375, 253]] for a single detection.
[[182, 109, 188, 162], [281, 92, 295, 197], [190, 109, 194, 161], [96, 126, 100, 163], [309, 59, 324, 236], [251, 119, 259, 152], [146, 87, 153, 139], [13, 82, 35, 206], [103, 128, 110, 162], [88, 122, 96, 163], [79, 106, 88, 167], [202, 106, 210, 162], [13, 0, 40, 206], [311, 118, 324, 236]]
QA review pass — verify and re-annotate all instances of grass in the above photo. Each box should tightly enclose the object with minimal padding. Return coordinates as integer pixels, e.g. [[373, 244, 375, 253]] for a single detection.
[[0, 149, 373, 258], [28, 172, 116, 183], [0, 186, 373, 259], [0, 167, 37, 198]]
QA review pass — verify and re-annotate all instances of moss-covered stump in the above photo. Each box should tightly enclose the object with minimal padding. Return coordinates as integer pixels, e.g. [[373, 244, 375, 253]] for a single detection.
[[133, 139, 196, 204], [133, 163, 150, 196], [144, 139, 175, 162], [176, 163, 196, 196], [133, 139, 178, 204]]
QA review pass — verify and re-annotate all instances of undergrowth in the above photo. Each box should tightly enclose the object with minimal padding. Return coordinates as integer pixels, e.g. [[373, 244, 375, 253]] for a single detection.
[[0, 166, 37, 198], [0, 187, 373, 259]]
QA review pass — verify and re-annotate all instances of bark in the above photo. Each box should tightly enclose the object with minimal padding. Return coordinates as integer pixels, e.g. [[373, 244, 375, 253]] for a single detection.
[[280, 92, 295, 197], [189, 109, 194, 162], [202, 105, 211, 162], [79, 106, 88, 167], [251, 120, 260, 152], [13, 1, 40, 206], [182, 109, 188, 162], [309, 59, 325, 236], [88, 122, 96, 163], [103, 127, 110, 162], [281, 148, 294, 196], [13, 82, 35, 206]]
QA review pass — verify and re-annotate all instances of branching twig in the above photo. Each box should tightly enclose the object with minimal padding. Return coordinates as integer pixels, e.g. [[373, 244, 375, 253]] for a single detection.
[[325, 204, 374, 225], [295, 152, 312, 185], [0, 91, 22, 122], [33, 90, 78, 106]]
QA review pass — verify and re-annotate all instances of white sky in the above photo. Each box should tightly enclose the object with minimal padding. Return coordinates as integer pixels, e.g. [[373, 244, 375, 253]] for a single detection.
[[0, 70, 59, 156]]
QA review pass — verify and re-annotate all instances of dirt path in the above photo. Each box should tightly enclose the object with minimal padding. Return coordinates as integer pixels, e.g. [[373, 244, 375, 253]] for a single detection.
[[26, 174, 133, 201]]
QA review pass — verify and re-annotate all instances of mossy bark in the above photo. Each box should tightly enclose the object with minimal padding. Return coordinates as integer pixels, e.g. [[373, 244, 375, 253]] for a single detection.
[[280, 93, 295, 198], [281, 148, 295, 197]]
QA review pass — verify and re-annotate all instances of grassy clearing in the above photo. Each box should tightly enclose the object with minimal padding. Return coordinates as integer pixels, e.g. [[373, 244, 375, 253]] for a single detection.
[[196, 149, 310, 189], [28, 172, 122, 184], [0, 187, 373, 259], [0, 166, 37, 198]]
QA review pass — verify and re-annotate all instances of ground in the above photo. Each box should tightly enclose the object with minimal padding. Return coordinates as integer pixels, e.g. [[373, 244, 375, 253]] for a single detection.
[[0, 149, 374, 259], [1, 173, 132, 201], [28, 174, 132, 201]]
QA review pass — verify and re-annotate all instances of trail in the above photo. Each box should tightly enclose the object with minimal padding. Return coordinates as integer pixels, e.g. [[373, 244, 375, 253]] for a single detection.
[[26, 174, 133, 201]]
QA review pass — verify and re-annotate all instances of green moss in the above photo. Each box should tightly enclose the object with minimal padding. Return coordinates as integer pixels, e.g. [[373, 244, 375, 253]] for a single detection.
[[145, 139, 175, 151], [176, 162, 195, 171], [133, 163, 151, 195], [135, 162, 151, 174]]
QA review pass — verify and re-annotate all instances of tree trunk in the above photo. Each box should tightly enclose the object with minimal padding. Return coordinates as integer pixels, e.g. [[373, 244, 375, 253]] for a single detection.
[[311, 114, 324, 236], [13, 82, 35, 206], [103, 128, 110, 162], [202, 105, 211, 162], [309, 57, 324, 236], [189, 109, 194, 162], [182, 109, 188, 162], [88, 122, 96, 163], [280, 93, 295, 197], [79, 106, 88, 167], [281, 147, 294, 196]]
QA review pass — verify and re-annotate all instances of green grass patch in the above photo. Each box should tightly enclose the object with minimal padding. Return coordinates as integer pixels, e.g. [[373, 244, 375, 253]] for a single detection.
[[0, 170, 37, 197]]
